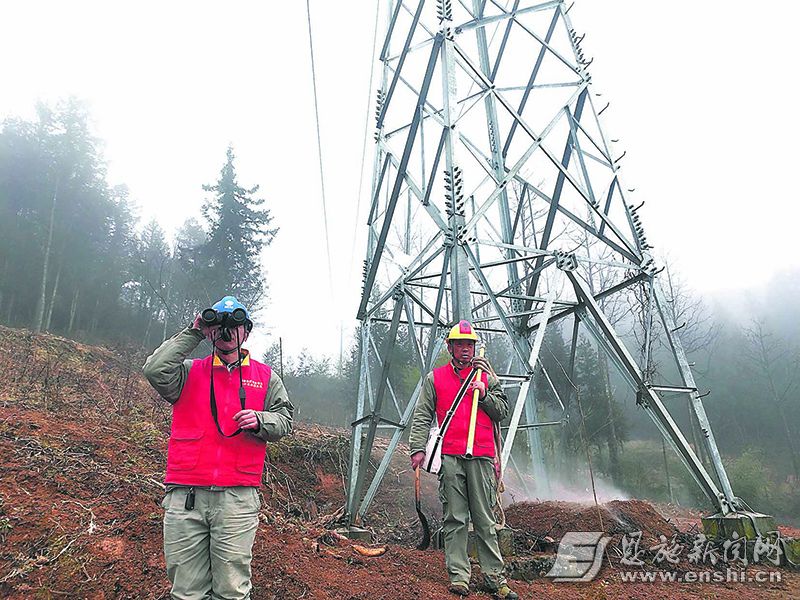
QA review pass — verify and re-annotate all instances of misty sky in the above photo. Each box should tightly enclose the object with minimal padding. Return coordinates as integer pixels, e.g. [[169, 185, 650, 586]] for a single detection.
[[2, 1, 799, 359]]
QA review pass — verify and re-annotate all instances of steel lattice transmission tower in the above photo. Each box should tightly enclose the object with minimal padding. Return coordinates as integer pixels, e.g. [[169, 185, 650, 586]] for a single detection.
[[345, 0, 759, 528]]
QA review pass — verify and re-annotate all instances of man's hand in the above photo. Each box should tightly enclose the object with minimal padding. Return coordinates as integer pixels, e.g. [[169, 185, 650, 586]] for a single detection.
[[192, 312, 212, 337], [234, 409, 260, 431], [411, 451, 426, 470], [472, 356, 496, 379], [468, 380, 487, 399]]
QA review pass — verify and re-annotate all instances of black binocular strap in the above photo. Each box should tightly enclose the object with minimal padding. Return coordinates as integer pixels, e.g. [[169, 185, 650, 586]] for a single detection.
[[209, 329, 247, 438]]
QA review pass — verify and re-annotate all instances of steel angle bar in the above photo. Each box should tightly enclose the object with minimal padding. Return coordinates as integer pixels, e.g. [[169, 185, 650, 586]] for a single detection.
[[458, 128, 503, 182], [409, 280, 570, 306], [404, 286, 447, 327], [367, 155, 392, 227], [481, 80, 640, 260], [399, 1, 437, 39], [495, 15, 583, 80], [507, 451, 534, 498], [357, 375, 425, 521], [460, 85, 583, 233], [384, 115, 429, 141], [573, 255, 636, 271], [377, 416, 404, 429], [473, 238, 551, 257], [464, 245, 533, 367], [577, 145, 614, 170], [566, 105, 598, 207], [385, 36, 438, 64], [489, 0, 521, 81], [477, 209, 509, 249], [403, 294, 426, 372], [367, 328, 404, 418], [597, 178, 617, 238], [501, 7, 560, 158], [501, 293, 555, 469], [376, 0, 426, 129], [379, 0, 403, 62], [521, 89, 587, 304], [571, 117, 613, 165], [582, 309, 725, 512], [385, 151, 449, 232], [498, 373, 530, 382], [651, 281, 737, 505], [359, 34, 444, 319], [496, 81, 584, 92], [422, 128, 448, 206], [470, 253, 555, 271], [457, 0, 561, 33], [528, 272, 649, 335], [367, 317, 440, 328], [504, 420, 562, 430], [473, 258, 558, 312], [510, 183, 527, 241], [350, 295, 405, 522], [453, 89, 494, 128], [403, 241, 447, 282], [357, 335, 447, 520], [426, 247, 451, 366], [472, 307, 560, 323], [540, 362, 566, 412], [363, 232, 444, 319], [346, 323, 372, 517], [565, 314, 579, 409], [566, 271, 728, 513]]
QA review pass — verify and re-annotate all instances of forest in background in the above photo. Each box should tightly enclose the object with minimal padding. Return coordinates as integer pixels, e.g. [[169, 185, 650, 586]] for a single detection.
[[0, 98, 276, 348], [2, 99, 798, 525]]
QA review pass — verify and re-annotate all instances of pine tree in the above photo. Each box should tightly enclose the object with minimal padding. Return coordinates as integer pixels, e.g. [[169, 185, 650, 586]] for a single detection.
[[197, 147, 277, 308]]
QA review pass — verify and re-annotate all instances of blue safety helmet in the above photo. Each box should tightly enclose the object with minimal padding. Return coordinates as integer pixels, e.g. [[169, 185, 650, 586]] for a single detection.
[[212, 296, 253, 331]]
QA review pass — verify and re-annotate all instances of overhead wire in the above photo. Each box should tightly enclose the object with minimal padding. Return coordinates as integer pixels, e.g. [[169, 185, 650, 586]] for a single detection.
[[305, 0, 334, 295], [348, 0, 382, 289]]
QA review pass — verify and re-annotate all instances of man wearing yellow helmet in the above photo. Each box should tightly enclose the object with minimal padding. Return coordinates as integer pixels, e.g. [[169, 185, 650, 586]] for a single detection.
[[409, 320, 517, 599]]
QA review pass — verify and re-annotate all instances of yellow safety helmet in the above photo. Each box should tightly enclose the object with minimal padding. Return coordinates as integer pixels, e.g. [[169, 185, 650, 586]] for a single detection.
[[447, 320, 478, 342]]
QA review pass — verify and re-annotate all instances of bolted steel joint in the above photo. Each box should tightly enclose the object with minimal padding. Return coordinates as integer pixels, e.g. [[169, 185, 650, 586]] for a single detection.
[[553, 249, 578, 271]]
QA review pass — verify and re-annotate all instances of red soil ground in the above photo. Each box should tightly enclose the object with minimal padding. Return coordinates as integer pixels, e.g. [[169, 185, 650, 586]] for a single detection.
[[0, 326, 798, 599]]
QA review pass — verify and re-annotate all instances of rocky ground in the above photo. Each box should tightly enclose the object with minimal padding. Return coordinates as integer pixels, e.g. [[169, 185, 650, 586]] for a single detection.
[[0, 326, 797, 599]]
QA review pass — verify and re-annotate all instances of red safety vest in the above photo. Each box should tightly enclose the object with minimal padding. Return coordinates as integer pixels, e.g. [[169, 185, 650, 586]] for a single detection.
[[433, 363, 495, 458], [165, 353, 271, 487]]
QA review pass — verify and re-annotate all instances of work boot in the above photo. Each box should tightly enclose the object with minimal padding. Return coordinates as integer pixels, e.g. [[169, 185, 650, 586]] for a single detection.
[[448, 582, 470, 596], [493, 584, 518, 600]]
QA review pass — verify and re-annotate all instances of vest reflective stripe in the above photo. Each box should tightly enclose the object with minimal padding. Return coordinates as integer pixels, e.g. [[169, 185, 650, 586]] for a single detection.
[[165, 355, 271, 487], [433, 364, 495, 458]]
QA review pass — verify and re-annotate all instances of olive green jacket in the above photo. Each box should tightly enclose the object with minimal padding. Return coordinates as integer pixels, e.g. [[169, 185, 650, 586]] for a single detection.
[[408, 361, 508, 455], [142, 327, 293, 443]]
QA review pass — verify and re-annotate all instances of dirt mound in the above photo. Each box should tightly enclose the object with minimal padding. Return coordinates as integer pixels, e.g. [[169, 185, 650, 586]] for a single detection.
[[505, 498, 677, 542]]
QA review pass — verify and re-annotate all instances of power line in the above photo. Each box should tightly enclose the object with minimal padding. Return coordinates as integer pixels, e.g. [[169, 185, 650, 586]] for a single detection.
[[305, 0, 334, 294]]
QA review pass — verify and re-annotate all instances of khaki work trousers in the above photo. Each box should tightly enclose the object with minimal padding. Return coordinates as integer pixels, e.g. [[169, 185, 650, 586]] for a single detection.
[[162, 486, 261, 600], [439, 454, 507, 588]]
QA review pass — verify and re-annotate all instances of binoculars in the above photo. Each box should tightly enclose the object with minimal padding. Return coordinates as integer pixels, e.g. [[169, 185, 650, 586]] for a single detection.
[[201, 308, 251, 340], [201, 307, 247, 327]]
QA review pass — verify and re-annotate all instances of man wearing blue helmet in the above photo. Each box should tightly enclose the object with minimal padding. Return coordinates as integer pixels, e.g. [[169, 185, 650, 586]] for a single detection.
[[143, 295, 293, 600]]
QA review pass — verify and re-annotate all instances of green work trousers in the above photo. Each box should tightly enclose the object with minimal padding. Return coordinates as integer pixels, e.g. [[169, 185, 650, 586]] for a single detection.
[[162, 486, 261, 600], [439, 454, 507, 588]]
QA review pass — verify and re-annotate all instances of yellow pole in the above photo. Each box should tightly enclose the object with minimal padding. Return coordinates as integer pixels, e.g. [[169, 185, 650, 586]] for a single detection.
[[464, 346, 485, 458]]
